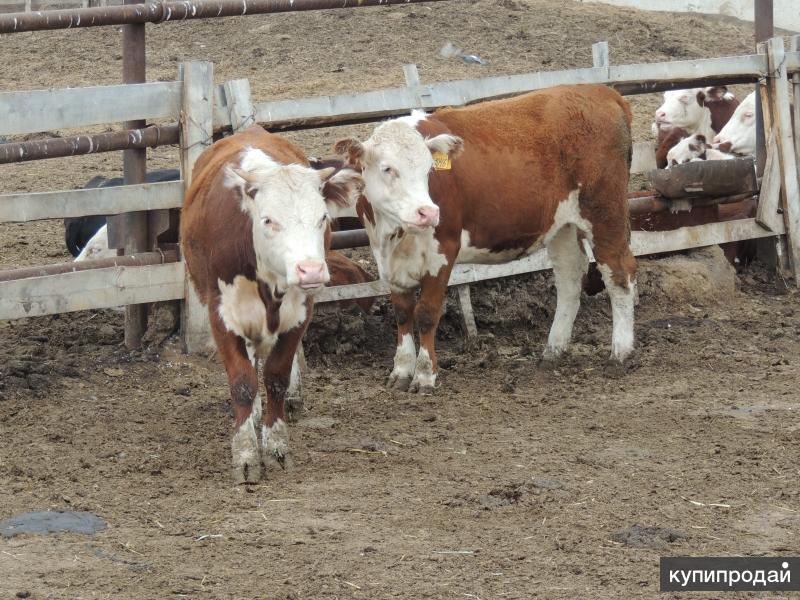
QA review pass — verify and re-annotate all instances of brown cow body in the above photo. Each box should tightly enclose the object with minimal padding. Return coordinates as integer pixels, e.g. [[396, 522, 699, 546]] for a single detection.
[[181, 126, 361, 482], [337, 84, 637, 393]]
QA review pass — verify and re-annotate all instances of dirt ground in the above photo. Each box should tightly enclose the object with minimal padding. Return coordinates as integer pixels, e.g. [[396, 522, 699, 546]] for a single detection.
[[1, 0, 800, 598]]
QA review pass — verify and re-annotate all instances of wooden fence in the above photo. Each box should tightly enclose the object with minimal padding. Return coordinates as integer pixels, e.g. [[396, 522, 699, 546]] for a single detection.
[[1, 36, 799, 353]]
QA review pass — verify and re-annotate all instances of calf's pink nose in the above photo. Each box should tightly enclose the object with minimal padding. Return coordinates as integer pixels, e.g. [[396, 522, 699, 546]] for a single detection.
[[656, 110, 667, 120], [296, 260, 326, 285], [416, 206, 440, 227]]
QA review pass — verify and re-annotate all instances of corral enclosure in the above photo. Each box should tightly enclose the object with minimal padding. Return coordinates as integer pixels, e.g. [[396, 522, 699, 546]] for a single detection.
[[1, 1, 800, 598]]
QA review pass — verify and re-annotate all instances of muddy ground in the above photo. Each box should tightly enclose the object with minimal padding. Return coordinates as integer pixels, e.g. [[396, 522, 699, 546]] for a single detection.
[[1, 0, 800, 598]]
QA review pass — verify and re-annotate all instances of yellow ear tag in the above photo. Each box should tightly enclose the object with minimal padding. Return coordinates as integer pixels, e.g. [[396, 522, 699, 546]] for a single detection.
[[432, 151, 452, 171]]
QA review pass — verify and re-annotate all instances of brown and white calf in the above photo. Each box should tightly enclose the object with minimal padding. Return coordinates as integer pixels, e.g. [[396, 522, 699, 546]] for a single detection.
[[181, 126, 361, 482], [653, 87, 739, 168], [335, 84, 636, 393], [666, 133, 735, 166]]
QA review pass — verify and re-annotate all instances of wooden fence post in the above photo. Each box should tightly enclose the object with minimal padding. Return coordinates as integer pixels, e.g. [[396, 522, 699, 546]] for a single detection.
[[765, 37, 800, 283], [179, 61, 214, 353], [223, 78, 255, 131]]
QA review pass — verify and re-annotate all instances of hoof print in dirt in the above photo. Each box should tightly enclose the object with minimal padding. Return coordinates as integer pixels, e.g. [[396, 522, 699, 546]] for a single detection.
[[611, 524, 689, 550]]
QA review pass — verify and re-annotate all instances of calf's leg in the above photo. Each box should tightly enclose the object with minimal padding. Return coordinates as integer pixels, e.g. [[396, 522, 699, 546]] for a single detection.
[[209, 305, 261, 484], [387, 290, 417, 391], [261, 326, 307, 471], [593, 234, 637, 362], [543, 224, 588, 360], [410, 249, 457, 394]]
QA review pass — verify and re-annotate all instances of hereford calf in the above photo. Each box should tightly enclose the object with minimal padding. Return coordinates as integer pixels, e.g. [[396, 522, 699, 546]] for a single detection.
[[181, 126, 361, 482], [713, 91, 757, 156], [653, 87, 738, 167], [335, 85, 636, 393], [666, 134, 734, 166]]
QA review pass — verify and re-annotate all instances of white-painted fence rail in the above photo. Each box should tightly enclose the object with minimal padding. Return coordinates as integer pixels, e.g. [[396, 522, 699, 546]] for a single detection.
[[0, 81, 182, 136]]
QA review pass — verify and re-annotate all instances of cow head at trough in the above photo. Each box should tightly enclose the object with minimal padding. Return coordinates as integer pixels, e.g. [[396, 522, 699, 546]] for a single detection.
[[713, 91, 756, 157], [334, 111, 463, 232], [652, 86, 731, 136], [225, 148, 362, 292]]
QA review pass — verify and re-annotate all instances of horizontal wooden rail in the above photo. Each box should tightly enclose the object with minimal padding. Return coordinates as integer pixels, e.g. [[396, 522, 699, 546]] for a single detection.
[[0, 124, 179, 164], [0, 262, 185, 319], [0, 0, 449, 33], [0, 81, 182, 137], [0, 249, 179, 282], [0, 180, 183, 222], [315, 217, 782, 304], [220, 53, 773, 131]]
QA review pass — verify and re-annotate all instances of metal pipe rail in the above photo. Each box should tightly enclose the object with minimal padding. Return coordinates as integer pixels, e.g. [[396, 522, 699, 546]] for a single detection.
[[0, 0, 448, 33], [0, 124, 179, 164], [0, 249, 179, 282]]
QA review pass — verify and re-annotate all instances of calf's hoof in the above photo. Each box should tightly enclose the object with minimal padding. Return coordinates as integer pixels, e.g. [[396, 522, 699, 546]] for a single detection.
[[387, 371, 413, 392], [231, 417, 261, 484], [262, 420, 292, 472], [409, 379, 435, 395]]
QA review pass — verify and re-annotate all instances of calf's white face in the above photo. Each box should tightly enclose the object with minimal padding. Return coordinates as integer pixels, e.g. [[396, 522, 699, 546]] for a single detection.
[[713, 91, 756, 157], [335, 112, 463, 232], [226, 148, 362, 292], [654, 88, 708, 132], [666, 134, 709, 166]]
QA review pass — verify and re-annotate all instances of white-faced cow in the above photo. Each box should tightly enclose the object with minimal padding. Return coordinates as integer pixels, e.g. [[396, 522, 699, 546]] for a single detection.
[[335, 85, 636, 394], [652, 87, 739, 168], [181, 126, 362, 483], [713, 91, 757, 157]]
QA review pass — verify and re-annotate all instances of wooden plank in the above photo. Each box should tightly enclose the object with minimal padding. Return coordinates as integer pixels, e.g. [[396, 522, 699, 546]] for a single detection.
[[792, 36, 800, 204], [766, 37, 800, 283], [630, 141, 656, 174], [223, 78, 256, 131], [0, 180, 183, 223], [0, 81, 182, 136], [317, 218, 780, 304], [592, 41, 609, 70], [755, 132, 784, 232], [456, 284, 478, 339], [240, 53, 766, 130], [403, 64, 421, 87], [0, 262, 184, 320], [179, 61, 214, 354]]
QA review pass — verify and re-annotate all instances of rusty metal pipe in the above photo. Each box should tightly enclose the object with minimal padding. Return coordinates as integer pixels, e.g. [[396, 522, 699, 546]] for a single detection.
[[0, 0, 449, 33], [0, 125, 179, 164], [330, 229, 369, 250], [613, 76, 759, 97], [0, 250, 179, 283]]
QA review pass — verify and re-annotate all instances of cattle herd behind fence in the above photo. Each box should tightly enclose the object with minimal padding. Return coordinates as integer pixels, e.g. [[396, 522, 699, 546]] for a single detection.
[[0, 36, 799, 353]]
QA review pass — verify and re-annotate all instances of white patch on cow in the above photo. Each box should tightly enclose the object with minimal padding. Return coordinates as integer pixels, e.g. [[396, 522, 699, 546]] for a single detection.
[[543, 223, 588, 359], [411, 346, 436, 390], [713, 91, 756, 157], [287, 351, 302, 403], [543, 189, 593, 245], [262, 419, 289, 459], [389, 333, 416, 383], [75, 224, 116, 262], [217, 276, 307, 359], [395, 109, 428, 129], [364, 218, 447, 292], [704, 148, 735, 161], [597, 264, 635, 362], [231, 412, 260, 482], [251, 393, 263, 427], [457, 230, 529, 264]]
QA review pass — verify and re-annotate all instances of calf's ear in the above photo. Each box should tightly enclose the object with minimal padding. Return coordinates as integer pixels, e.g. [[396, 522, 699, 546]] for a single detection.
[[333, 138, 366, 168], [321, 168, 364, 215], [426, 133, 464, 158]]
